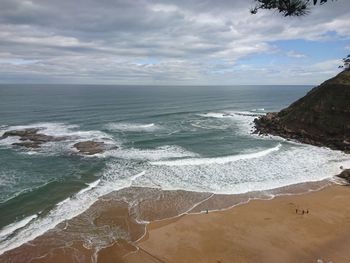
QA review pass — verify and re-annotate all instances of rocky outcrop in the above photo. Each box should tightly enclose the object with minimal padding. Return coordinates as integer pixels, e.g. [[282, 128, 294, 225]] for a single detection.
[[1, 128, 115, 155], [1, 128, 67, 148], [254, 71, 350, 152], [73, 141, 109, 155], [2, 128, 40, 138], [337, 169, 350, 183]]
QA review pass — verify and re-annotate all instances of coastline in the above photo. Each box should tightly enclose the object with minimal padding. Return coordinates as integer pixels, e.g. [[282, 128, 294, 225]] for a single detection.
[[127, 183, 350, 263], [1, 177, 348, 262]]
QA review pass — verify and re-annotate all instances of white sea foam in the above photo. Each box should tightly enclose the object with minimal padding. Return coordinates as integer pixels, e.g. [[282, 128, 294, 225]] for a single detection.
[[0, 136, 22, 147], [2, 115, 350, 256], [199, 111, 263, 119], [0, 122, 117, 154], [198, 111, 263, 135], [106, 122, 161, 132], [1, 123, 76, 137], [100, 145, 197, 161], [190, 120, 230, 130], [4, 122, 113, 142], [0, 163, 146, 256], [151, 144, 281, 166], [77, 179, 101, 195], [56, 197, 71, 207], [134, 143, 350, 194], [225, 111, 264, 135], [1, 142, 349, 255], [0, 214, 38, 241], [198, 112, 231, 119]]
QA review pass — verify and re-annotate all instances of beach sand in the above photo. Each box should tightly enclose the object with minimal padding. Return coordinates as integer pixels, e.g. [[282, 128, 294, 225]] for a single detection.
[[2, 183, 350, 262], [123, 184, 350, 263]]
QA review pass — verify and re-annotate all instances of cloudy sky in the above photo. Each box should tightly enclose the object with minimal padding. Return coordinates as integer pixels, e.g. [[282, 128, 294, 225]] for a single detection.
[[0, 0, 349, 85]]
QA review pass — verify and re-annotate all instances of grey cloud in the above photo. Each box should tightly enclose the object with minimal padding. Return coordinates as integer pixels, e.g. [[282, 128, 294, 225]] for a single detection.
[[0, 0, 349, 84]]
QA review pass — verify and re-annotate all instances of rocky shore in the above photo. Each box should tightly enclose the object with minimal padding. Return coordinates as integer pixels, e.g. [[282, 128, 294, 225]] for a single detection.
[[338, 169, 350, 183], [1, 128, 67, 148], [73, 141, 111, 155], [254, 70, 350, 152], [0, 128, 111, 155]]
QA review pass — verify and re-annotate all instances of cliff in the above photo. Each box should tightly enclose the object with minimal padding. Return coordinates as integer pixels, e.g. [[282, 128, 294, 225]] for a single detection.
[[254, 70, 350, 152]]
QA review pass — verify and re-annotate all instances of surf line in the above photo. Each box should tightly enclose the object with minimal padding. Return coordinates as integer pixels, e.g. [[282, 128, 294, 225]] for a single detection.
[[151, 144, 282, 167]]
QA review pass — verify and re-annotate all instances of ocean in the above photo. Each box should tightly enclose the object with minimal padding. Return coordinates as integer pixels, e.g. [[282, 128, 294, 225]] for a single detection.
[[0, 84, 349, 254]]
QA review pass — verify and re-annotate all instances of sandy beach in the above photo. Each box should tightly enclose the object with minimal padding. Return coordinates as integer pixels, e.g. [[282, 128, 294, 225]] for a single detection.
[[3, 180, 350, 262], [123, 184, 350, 263]]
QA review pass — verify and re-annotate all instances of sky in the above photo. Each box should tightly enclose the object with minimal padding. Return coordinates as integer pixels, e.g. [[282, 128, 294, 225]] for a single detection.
[[0, 0, 349, 85]]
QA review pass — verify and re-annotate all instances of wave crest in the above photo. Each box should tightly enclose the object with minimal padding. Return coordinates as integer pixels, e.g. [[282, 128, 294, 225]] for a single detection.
[[151, 144, 282, 166], [106, 122, 161, 132]]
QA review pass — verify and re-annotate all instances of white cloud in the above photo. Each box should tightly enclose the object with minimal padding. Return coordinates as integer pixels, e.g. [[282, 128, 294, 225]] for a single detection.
[[0, 0, 349, 84]]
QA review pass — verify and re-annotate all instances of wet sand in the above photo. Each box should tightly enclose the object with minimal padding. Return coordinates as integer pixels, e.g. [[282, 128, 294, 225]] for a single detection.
[[0, 187, 211, 262], [1, 181, 350, 262]]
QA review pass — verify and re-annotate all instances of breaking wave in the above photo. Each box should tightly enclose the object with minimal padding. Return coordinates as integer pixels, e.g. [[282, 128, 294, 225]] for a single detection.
[[137, 143, 349, 194], [100, 145, 198, 161], [0, 214, 38, 242], [1, 110, 350, 256], [151, 144, 282, 166], [198, 111, 264, 135], [106, 122, 161, 132], [0, 162, 146, 255]]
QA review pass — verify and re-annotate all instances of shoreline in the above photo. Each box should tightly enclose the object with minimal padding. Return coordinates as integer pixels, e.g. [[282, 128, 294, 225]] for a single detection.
[[0, 175, 339, 255], [128, 183, 350, 263], [1, 118, 349, 259], [0, 177, 346, 262]]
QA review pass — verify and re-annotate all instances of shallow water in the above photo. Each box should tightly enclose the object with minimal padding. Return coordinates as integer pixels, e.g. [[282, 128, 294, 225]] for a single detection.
[[0, 84, 349, 255]]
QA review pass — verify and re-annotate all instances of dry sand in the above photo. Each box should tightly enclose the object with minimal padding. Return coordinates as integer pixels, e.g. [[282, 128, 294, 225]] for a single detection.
[[123, 184, 350, 263]]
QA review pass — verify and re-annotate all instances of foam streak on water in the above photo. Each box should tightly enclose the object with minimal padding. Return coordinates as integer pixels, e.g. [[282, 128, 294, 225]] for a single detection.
[[0, 215, 38, 241], [135, 144, 349, 195], [0, 165, 145, 255], [106, 122, 161, 132], [151, 144, 281, 166]]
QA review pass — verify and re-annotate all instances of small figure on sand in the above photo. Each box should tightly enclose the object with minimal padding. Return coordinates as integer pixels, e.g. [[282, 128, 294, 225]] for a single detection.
[[296, 208, 309, 215], [206, 209, 209, 214]]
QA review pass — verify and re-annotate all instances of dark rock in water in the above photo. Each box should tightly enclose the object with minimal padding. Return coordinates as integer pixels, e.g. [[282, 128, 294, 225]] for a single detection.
[[337, 169, 350, 183], [2, 128, 40, 139], [1, 128, 68, 149], [2, 128, 114, 154], [254, 71, 350, 152], [73, 141, 109, 155]]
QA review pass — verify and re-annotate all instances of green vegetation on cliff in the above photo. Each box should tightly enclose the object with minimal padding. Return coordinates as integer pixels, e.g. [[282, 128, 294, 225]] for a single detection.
[[254, 70, 350, 152]]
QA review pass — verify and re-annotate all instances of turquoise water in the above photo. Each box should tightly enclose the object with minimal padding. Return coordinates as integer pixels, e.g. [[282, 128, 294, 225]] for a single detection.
[[0, 84, 349, 254]]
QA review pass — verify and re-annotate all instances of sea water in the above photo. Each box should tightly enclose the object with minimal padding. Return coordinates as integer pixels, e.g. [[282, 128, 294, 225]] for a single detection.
[[0, 84, 349, 254]]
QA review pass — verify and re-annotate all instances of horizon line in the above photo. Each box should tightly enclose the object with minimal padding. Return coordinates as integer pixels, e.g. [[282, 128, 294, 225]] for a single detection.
[[0, 83, 316, 87]]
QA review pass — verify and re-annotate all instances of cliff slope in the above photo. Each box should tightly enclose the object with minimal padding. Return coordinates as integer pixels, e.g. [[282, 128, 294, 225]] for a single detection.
[[254, 70, 350, 152]]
